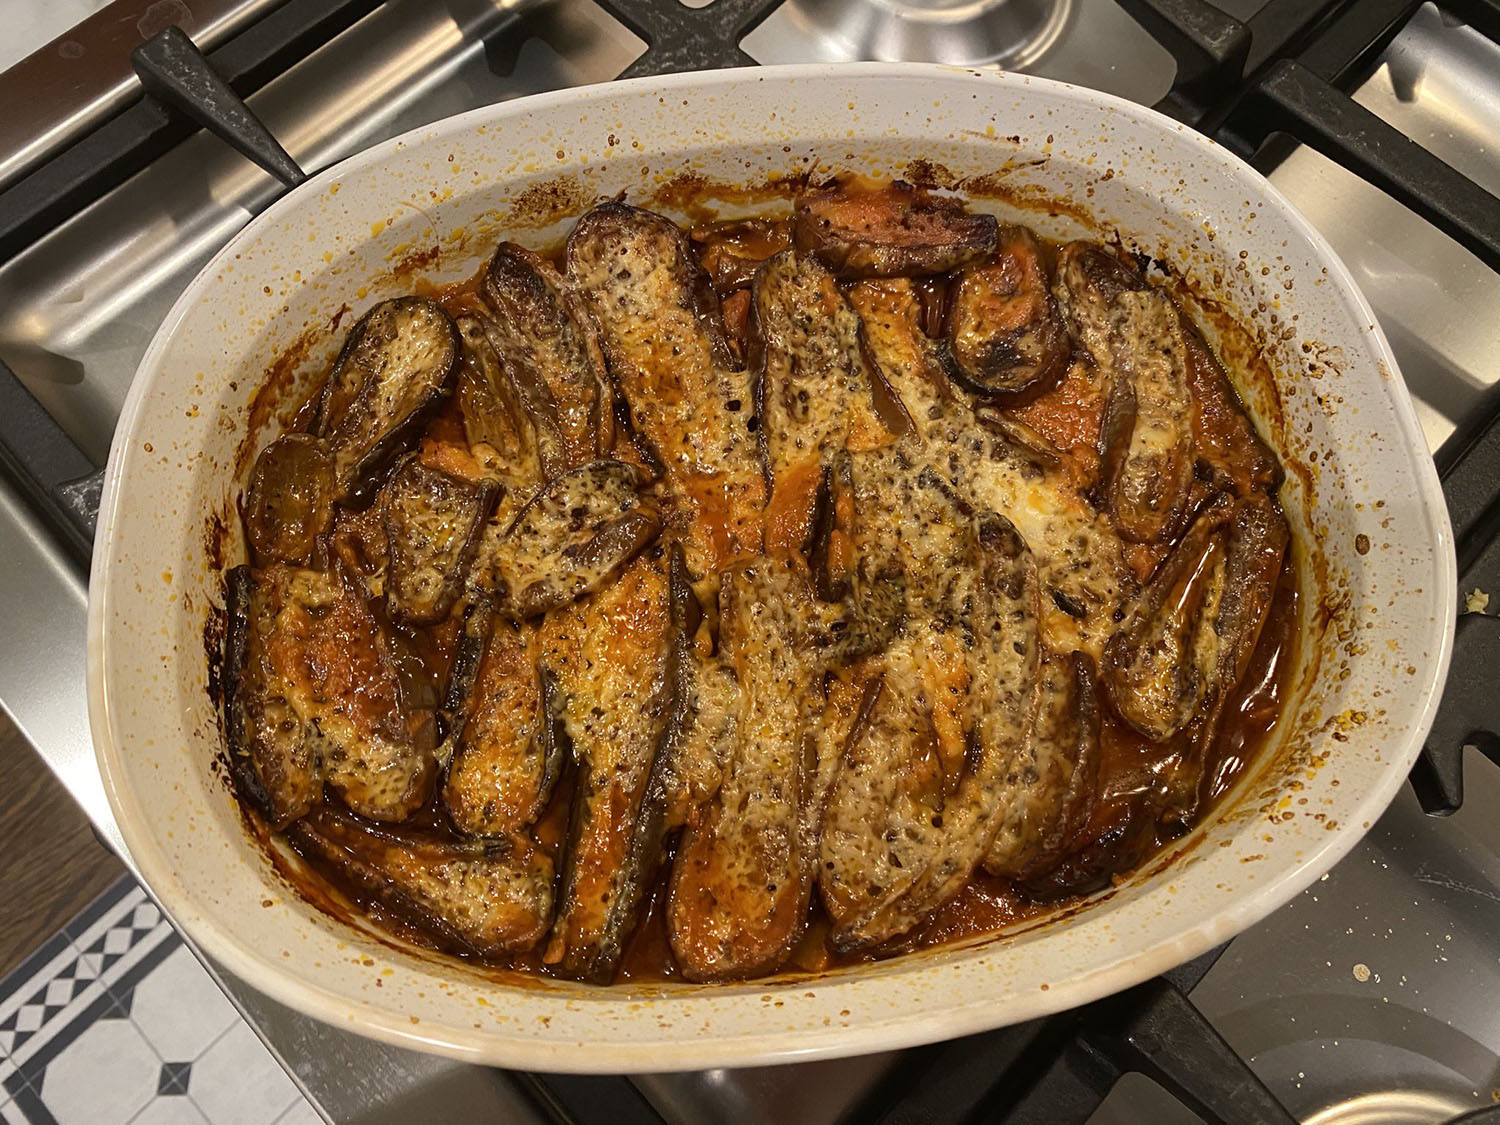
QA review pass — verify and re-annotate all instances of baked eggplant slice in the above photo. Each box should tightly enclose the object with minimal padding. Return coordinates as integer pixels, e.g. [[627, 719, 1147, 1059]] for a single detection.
[[1054, 242, 1194, 543], [566, 202, 765, 571], [381, 454, 497, 625], [659, 651, 737, 833], [454, 313, 544, 496], [440, 607, 565, 838], [844, 278, 959, 442], [1182, 321, 1283, 498], [487, 460, 661, 619], [316, 297, 460, 509], [226, 562, 435, 823], [1209, 497, 1290, 707], [1052, 242, 1136, 363], [751, 251, 900, 556], [224, 565, 322, 829], [943, 226, 1069, 402], [481, 242, 613, 478], [542, 547, 698, 983], [667, 564, 823, 981], [983, 652, 1101, 879], [291, 806, 554, 957], [690, 217, 792, 293], [793, 179, 998, 279], [1096, 287, 1196, 542], [1101, 493, 1235, 741], [819, 468, 1041, 952], [244, 434, 336, 567], [1163, 494, 1290, 820], [1018, 780, 1163, 901], [453, 312, 554, 600], [565, 202, 741, 457]]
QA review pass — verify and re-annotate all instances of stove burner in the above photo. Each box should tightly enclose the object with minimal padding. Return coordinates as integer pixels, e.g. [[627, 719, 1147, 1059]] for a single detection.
[[777, 0, 1070, 67], [1303, 1090, 1494, 1125]]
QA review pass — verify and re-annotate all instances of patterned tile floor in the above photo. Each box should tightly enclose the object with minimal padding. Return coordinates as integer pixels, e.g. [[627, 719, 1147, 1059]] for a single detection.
[[0, 878, 324, 1124]]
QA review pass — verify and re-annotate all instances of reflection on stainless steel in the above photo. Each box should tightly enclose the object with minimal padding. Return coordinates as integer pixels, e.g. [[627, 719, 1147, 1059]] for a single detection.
[[1085, 771, 1500, 1125], [0, 487, 119, 847], [1300, 1091, 1484, 1125], [745, 0, 1174, 110], [754, 0, 1069, 68], [635, 1053, 898, 1125], [1268, 4, 1500, 452], [0, 0, 293, 190]]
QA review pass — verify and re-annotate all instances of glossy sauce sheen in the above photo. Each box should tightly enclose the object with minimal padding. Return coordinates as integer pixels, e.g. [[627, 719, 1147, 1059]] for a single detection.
[[252, 200, 1299, 984]]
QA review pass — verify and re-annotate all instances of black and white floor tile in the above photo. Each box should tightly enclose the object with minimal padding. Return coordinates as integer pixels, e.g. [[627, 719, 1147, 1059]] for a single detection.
[[0, 878, 324, 1124]]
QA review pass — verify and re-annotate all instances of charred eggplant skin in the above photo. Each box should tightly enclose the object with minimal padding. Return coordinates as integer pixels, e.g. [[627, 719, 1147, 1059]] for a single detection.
[[942, 226, 1070, 403], [481, 242, 614, 477], [223, 564, 308, 826], [315, 297, 460, 509], [793, 179, 998, 279], [382, 455, 497, 625], [223, 565, 258, 805], [291, 806, 555, 958]]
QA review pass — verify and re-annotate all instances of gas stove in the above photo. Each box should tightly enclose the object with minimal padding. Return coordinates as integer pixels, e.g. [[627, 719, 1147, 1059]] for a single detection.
[[1, 2, 1498, 1122]]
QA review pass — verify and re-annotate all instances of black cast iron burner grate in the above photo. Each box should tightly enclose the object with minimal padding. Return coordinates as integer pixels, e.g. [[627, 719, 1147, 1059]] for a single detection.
[[1, 2, 1500, 1122]]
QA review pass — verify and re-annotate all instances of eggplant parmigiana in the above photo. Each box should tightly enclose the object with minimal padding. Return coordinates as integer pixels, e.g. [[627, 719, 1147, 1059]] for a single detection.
[[224, 178, 1295, 983]]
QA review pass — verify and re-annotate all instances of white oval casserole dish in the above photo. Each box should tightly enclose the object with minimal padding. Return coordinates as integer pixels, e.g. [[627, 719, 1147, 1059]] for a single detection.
[[88, 63, 1455, 1072]]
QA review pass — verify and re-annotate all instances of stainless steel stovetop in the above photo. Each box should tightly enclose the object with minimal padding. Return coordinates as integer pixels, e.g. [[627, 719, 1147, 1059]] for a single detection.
[[1, 2, 1498, 1122]]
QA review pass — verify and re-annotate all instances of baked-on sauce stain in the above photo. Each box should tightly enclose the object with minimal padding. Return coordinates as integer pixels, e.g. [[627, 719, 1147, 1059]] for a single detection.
[[240, 194, 1300, 985]]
